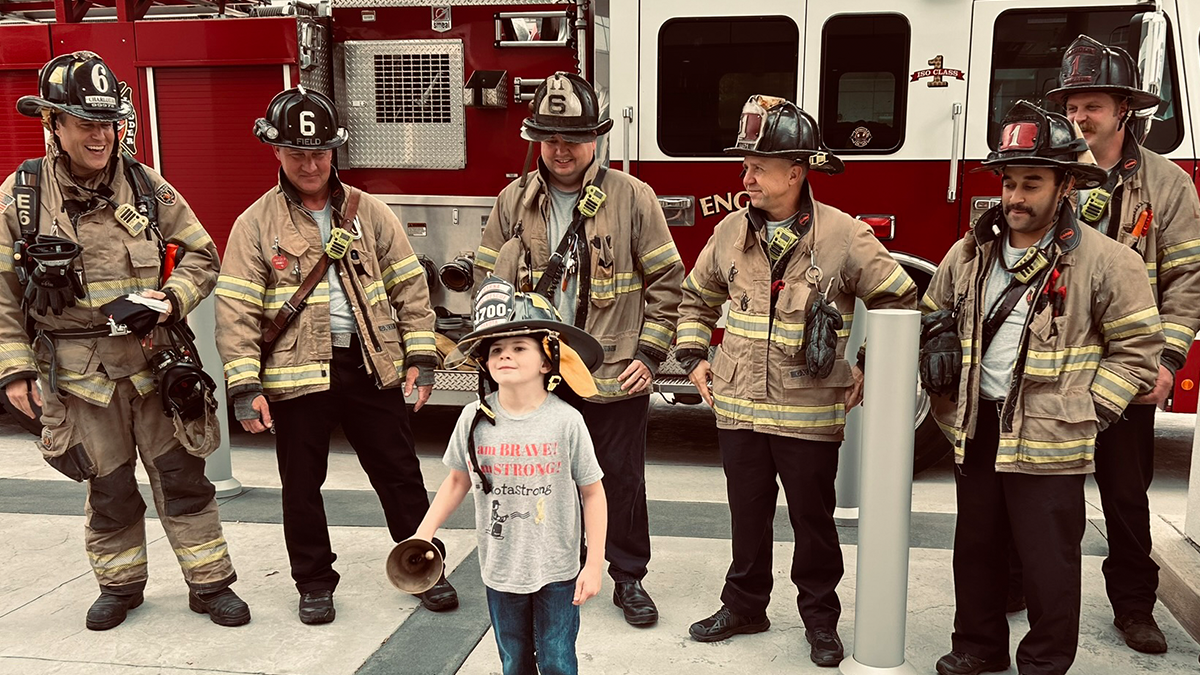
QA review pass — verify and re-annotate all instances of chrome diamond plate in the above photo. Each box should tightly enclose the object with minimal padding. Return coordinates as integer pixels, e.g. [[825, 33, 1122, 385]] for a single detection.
[[343, 40, 465, 169], [435, 369, 481, 392]]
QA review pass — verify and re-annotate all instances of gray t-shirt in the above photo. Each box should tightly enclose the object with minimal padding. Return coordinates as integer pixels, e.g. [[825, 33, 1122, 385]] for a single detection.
[[979, 230, 1053, 399], [444, 391, 603, 593], [546, 185, 581, 325], [304, 200, 357, 335]]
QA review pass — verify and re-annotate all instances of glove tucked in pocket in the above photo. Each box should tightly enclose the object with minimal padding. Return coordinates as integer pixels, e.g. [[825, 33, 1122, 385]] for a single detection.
[[802, 295, 843, 380], [919, 309, 963, 397]]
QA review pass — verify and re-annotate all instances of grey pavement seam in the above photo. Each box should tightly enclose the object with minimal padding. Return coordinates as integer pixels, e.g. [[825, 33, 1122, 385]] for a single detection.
[[0, 654, 276, 674], [355, 553, 489, 675]]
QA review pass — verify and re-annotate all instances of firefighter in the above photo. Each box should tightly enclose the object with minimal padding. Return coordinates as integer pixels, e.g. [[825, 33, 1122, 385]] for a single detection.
[[1035, 35, 1200, 654], [920, 101, 1163, 675], [676, 95, 917, 667], [214, 87, 457, 624], [473, 72, 684, 627], [1, 51, 249, 630]]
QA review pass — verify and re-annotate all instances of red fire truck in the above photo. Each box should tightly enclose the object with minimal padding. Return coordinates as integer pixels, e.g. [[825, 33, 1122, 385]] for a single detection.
[[2, 0, 1198, 470]]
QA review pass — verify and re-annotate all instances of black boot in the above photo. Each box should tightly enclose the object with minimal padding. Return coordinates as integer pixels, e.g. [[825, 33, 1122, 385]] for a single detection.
[[188, 587, 251, 627], [688, 605, 770, 642], [805, 627, 845, 667], [298, 590, 336, 625], [613, 580, 658, 626], [86, 591, 144, 631], [417, 572, 459, 612]]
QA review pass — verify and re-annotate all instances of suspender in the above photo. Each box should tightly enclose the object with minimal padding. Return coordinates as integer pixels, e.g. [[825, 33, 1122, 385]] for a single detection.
[[533, 166, 608, 301]]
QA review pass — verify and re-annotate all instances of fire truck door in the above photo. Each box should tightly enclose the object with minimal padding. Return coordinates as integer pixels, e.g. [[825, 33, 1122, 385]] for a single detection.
[[963, 0, 1196, 226], [799, 0, 973, 269]]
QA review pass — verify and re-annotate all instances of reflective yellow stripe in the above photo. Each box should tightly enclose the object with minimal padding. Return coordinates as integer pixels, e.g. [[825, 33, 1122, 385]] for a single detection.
[[863, 264, 914, 302], [164, 277, 202, 314], [639, 320, 674, 351], [0, 244, 14, 273], [640, 241, 682, 276], [713, 392, 845, 429], [919, 292, 940, 313], [215, 275, 266, 307], [726, 309, 806, 349], [80, 277, 156, 308], [265, 282, 329, 311], [404, 330, 438, 354], [1024, 344, 1103, 378], [592, 375, 627, 397], [129, 369, 156, 397], [1146, 262, 1157, 288], [476, 245, 499, 271], [997, 436, 1094, 465], [382, 255, 423, 291], [676, 321, 712, 348], [1091, 366, 1138, 409], [0, 341, 35, 370], [57, 370, 116, 406], [364, 280, 388, 306], [1102, 306, 1160, 340], [174, 537, 229, 571], [1159, 238, 1200, 273], [173, 223, 214, 251], [591, 272, 642, 301], [224, 357, 261, 385], [262, 363, 329, 390], [683, 272, 726, 308], [1161, 321, 1195, 353], [88, 545, 148, 575]]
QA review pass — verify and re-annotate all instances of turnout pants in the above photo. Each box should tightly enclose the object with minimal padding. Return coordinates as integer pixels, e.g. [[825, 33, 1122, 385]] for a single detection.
[[1093, 403, 1158, 618], [39, 378, 235, 594], [952, 402, 1085, 675], [271, 339, 431, 594], [571, 394, 652, 583], [717, 428, 842, 630]]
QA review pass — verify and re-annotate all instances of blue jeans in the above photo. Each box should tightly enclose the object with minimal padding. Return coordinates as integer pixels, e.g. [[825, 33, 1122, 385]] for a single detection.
[[486, 579, 580, 675]]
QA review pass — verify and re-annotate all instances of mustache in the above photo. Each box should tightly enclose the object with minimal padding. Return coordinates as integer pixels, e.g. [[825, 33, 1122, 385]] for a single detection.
[[1005, 204, 1037, 218]]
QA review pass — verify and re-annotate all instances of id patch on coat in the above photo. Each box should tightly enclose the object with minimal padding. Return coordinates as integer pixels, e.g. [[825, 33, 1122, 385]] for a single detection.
[[155, 184, 178, 207]]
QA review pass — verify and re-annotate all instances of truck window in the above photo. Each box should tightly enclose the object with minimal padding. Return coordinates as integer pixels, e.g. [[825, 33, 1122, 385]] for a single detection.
[[989, 9, 1183, 154], [657, 16, 799, 156], [818, 14, 910, 154]]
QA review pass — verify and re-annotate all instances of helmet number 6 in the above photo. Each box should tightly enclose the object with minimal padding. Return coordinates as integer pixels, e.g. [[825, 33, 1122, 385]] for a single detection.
[[299, 111, 317, 137], [91, 64, 110, 93]]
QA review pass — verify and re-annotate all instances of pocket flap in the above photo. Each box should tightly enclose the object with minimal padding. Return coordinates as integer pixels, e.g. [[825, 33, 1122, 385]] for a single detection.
[[1023, 390, 1095, 424], [783, 358, 853, 389], [596, 330, 639, 365], [710, 348, 736, 383], [125, 239, 160, 269]]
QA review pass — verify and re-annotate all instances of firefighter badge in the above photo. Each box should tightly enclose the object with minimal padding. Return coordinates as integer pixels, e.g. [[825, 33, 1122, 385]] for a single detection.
[[850, 126, 872, 148], [155, 184, 177, 206]]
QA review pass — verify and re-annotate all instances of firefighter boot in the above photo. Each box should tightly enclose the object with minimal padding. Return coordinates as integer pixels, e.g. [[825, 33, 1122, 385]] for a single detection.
[[417, 572, 459, 612], [188, 587, 251, 627], [1114, 612, 1168, 654], [86, 591, 144, 631]]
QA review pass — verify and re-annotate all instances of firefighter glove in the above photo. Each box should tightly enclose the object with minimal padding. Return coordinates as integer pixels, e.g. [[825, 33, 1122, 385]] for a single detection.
[[919, 309, 962, 397], [22, 236, 84, 315], [802, 295, 843, 379], [1094, 401, 1121, 432]]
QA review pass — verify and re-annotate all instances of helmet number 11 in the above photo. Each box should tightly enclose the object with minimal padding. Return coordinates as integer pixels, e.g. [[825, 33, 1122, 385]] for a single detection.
[[299, 111, 317, 137]]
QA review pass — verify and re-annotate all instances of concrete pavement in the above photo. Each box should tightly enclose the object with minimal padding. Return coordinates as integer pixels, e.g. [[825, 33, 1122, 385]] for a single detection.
[[0, 403, 1198, 674]]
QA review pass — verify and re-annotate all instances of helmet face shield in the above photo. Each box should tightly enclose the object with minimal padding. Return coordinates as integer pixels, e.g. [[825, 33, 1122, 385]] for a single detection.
[[724, 95, 844, 174]]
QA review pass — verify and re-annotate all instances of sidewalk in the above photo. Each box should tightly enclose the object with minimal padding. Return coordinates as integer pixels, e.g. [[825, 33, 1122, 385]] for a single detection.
[[1, 419, 1198, 674]]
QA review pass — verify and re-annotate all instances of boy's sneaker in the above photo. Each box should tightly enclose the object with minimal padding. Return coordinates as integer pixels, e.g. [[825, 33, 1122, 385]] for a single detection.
[[934, 651, 1010, 675], [688, 605, 770, 642], [1114, 612, 1167, 654], [805, 627, 844, 667]]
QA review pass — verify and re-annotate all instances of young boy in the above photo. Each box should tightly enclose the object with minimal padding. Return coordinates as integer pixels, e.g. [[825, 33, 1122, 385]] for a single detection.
[[416, 277, 608, 675]]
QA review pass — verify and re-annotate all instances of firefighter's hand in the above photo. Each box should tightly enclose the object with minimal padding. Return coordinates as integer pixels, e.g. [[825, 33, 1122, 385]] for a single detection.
[[845, 365, 865, 411], [405, 366, 432, 412], [687, 360, 714, 407], [1131, 365, 1173, 410], [139, 289, 173, 324], [618, 359, 653, 394], [240, 395, 273, 434], [5, 379, 42, 420]]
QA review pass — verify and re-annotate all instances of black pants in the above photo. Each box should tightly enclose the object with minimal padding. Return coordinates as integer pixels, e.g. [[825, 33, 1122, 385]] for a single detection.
[[272, 340, 432, 594], [717, 428, 842, 630], [562, 393, 651, 582], [952, 402, 1085, 675], [1094, 404, 1158, 617]]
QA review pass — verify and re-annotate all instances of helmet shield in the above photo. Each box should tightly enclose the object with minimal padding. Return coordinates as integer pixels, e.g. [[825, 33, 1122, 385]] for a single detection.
[[254, 86, 348, 150], [521, 72, 613, 143], [975, 100, 1107, 188], [1045, 35, 1161, 111], [16, 52, 132, 123], [724, 95, 844, 175]]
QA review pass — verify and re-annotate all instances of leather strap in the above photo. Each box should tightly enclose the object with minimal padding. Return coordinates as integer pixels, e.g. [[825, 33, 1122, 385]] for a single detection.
[[262, 188, 362, 347], [534, 166, 607, 301]]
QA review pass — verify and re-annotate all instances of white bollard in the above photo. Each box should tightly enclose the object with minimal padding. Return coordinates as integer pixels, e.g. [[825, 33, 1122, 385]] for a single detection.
[[840, 309, 920, 675], [835, 299, 868, 523], [189, 295, 243, 498]]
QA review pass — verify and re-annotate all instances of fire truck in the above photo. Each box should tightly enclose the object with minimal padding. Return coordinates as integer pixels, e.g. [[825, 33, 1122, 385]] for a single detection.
[[1, 0, 1198, 471]]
